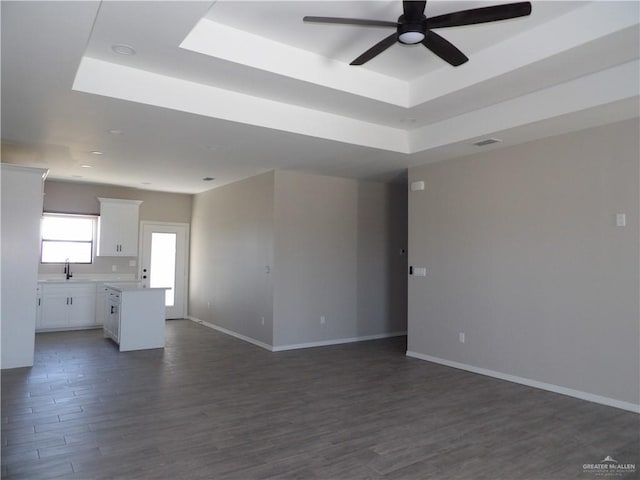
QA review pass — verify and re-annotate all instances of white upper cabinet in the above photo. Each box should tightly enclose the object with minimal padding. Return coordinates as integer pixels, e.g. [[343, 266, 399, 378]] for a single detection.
[[97, 198, 142, 256]]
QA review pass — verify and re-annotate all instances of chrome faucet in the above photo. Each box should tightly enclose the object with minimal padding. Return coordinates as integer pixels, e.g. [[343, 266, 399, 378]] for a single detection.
[[64, 258, 73, 280]]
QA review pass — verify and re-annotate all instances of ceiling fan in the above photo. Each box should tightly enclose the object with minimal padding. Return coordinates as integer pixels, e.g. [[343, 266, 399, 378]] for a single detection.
[[303, 1, 532, 66]]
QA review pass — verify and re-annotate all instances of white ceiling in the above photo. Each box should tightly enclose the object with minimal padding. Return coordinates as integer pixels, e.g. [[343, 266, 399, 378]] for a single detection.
[[1, 1, 638, 194]]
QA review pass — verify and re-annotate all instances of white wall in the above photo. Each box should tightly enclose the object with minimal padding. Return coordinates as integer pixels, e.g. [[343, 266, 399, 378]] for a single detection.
[[407, 118, 639, 410], [1, 164, 47, 369]]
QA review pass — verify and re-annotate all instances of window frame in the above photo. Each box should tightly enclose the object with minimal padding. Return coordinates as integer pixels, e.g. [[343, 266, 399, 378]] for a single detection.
[[40, 212, 98, 265]]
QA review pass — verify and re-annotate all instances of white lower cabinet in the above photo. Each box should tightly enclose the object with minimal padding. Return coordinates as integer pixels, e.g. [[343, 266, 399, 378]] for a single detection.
[[38, 283, 98, 331]]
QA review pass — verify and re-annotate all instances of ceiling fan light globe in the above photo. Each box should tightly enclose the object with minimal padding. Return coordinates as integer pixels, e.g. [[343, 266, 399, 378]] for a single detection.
[[398, 31, 425, 44]]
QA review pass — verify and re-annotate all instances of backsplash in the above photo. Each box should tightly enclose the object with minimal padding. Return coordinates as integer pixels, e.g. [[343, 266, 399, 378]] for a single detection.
[[38, 255, 138, 277]]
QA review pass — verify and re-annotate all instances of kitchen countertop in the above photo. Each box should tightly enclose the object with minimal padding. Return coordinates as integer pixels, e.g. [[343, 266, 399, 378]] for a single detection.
[[38, 275, 138, 284]]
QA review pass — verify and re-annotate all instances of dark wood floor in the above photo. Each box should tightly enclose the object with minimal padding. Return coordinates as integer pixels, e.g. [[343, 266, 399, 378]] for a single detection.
[[2, 320, 638, 479]]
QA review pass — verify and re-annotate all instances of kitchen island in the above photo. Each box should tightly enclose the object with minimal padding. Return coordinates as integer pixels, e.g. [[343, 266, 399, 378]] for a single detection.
[[104, 283, 166, 351]]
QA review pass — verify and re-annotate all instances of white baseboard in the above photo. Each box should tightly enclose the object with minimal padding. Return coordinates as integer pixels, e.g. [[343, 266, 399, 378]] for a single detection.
[[36, 325, 102, 333], [187, 316, 273, 351], [187, 316, 406, 353], [406, 350, 640, 414], [272, 332, 407, 352]]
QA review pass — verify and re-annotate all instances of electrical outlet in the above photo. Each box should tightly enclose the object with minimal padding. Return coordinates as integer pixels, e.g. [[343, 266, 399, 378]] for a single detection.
[[111, 265, 117, 272], [261, 317, 265, 325], [320, 316, 326, 325], [459, 332, 465, 344], [207, 301, 211, 309]]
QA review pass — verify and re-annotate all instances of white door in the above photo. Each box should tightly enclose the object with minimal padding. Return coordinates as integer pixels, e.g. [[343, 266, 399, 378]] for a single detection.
[[139, 222, 189, 319]]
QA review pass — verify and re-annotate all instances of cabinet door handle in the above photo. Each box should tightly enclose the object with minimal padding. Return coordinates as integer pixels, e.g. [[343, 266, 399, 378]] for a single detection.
[[110, 305, 115, 314], [66, 297, 69, 305], [38, 298, 40, 306], [70, 297, 73, 305]]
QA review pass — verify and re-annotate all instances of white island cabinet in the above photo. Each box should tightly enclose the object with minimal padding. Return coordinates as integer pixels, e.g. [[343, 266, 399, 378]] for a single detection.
[[104, 284, 166, 351]]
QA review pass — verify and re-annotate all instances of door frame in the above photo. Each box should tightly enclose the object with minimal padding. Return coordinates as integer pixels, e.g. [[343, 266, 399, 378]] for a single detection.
[[138, 221, 190, 319]]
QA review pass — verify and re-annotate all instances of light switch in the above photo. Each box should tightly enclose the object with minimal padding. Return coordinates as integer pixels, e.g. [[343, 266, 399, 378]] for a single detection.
[[616, 213, 626, 227], [410, 181, 425, 192]]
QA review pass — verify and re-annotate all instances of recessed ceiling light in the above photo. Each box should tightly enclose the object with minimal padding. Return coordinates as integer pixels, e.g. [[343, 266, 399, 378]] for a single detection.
[[80, 164, 93, 168], [141, 182, 152, 185], [202, 177, 215, 182], [108, 129, 123, 135], [111, 44, 136, 56], [90, 150, 104, 155], [72, 175, 83, 178]]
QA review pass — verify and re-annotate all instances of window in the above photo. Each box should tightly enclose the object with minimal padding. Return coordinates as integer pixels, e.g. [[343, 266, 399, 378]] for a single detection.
[[40, 213, 97, 264]]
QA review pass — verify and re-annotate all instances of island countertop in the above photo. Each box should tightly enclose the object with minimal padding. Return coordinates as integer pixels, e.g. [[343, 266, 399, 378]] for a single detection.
[[104, 283, 168, 292]]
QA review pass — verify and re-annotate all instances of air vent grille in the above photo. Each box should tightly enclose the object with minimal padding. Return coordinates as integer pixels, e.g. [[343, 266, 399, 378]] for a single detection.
[[473, 138, 502, 147]]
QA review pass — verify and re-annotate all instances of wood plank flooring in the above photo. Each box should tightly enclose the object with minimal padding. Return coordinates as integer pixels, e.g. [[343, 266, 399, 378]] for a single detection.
[[2, 320, 638, 479]]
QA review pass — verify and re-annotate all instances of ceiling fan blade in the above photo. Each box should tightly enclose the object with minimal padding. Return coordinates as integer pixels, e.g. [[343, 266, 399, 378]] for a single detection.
[[403, 1, 427, 20], [421, 30, 468, 66], [427, 2, 532, 29], [350, 33, 398, 65], [303, 16, 398, 28]]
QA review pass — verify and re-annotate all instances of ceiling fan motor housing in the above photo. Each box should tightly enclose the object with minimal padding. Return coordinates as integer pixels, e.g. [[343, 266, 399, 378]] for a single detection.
[[397, 14, 427, 44]]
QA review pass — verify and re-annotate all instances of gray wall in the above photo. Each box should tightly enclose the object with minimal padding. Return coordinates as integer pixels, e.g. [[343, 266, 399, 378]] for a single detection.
[[358, 180, 408, 339], [40, 180, 192, 276], [273, 172, 358, 346], [189, 171, 275, 345], [407, 118, 639, 406], [189, 169, 407, 349], [43, 180, 193, 221], [273, 171, 407, 347]]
